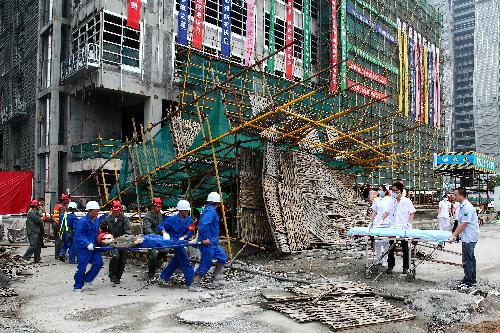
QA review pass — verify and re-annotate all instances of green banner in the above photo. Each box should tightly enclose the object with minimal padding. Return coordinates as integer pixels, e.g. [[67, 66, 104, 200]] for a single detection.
[[267, 0, 276, 72], [340, 0, 347, 90], [303, 0, 311, 78], [348, 43, 399, 75]]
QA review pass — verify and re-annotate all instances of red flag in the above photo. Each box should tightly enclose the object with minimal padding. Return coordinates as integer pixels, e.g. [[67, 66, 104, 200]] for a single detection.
[[192, 0, 206, 49], [347, 79, 387, 102], [126, 0, 141, 30], [285, 0, 294, 79]]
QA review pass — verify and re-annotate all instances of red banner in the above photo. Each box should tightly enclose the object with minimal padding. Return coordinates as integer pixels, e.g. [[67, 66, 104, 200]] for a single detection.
[[126, 0, 141, 30], [347, 79, 387, 102], [285, 0, 294, 79], [0, 171, 33, 214], [346, 60, 387, 85], [192, 0, 206, 49], [330, 0, 338, 92]]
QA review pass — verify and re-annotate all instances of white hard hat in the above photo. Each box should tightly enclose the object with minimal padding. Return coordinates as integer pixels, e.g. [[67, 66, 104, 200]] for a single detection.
[[177, 200, 191, 211], [207, 192, 221, 203], [85, 201, 100, 211], [68, 202, 78, 209]]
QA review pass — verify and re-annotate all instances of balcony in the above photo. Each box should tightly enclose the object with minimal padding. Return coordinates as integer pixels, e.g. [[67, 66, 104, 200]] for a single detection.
[[0, 101, 28, 124], [60, 43, 100, 82], [68, 138, 125, 173]]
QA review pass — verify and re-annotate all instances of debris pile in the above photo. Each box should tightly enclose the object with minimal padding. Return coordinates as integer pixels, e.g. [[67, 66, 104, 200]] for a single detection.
[[0, 246, 26, 297], [264, 282, 414, 331]]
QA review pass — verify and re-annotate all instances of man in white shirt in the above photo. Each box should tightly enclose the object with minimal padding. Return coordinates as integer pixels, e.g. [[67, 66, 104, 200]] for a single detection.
[[369, 186, 393, 267], [437, 195, 452, 231], [448, 187, 480, 288], [387, 181, 416, 274], [451, 200, 461, 242]]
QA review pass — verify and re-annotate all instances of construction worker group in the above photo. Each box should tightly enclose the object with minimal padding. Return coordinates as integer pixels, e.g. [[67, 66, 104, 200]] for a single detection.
[[22, 191, 227, 292]]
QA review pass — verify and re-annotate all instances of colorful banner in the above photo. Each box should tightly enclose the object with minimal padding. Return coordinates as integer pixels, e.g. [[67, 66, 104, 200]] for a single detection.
[[419, 34, 425, 123], [346, 60, 387, 85], [346, 4, 396, 44], [285, 0, 294, 79], [177, 0, 189, 45], [303, 0, 311, 78], [423, 40, 428, 125], [415, 31, 420, 122], [435, 47, 441, 128], [397, 18, 403, 114], [403, 22, 409, 117], [347, 79, 387, 102], [244, 0, 256, 66], [331, 0, 339, 91], [126, 0, 141, 30], [192, 0, 205, 49], [339, 0, 347, 90], [267, 0, 276, 72], [221, 0, 232, 57], [409, 27, 415, 121], [348, 43, 399, 74], [428, 44, 433, 127], [351, 0, 397, 29]]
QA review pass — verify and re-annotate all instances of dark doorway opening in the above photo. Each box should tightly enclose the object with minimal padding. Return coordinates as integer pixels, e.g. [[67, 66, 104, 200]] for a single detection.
[[121, 102, 144, 141]]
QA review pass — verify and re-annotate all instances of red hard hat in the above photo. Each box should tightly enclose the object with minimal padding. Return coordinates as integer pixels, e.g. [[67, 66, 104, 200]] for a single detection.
[[111, 200, 122, 211], [30, 199, 39, 207], [60, 193, 70, 201], [152, 197, 163, 207]]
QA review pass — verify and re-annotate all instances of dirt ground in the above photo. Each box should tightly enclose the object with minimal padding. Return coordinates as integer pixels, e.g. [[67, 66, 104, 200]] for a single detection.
[[2, 223, 498, 333]]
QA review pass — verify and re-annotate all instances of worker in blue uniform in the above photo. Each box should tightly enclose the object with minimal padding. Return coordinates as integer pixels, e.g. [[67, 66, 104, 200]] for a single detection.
[[190, 192, 227, 291], [158, 200, 195, 286], [59, 202, 79, 263], [72, 201, 108, 292]]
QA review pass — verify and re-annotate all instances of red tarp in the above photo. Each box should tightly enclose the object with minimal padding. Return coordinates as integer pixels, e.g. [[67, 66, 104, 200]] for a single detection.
[[0, 171, 33, 214]]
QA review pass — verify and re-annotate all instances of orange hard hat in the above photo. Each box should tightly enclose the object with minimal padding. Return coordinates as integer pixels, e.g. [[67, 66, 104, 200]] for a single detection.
[[152, 197, 163, 207], [111, 200, 122, 211]]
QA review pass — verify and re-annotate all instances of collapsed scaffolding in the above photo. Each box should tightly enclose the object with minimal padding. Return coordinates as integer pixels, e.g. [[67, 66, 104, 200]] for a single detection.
[[69, 0, 444, 257]]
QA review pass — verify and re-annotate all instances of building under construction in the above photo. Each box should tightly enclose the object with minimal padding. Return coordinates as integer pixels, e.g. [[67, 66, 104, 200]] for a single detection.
[[0, 0, 444, 249]]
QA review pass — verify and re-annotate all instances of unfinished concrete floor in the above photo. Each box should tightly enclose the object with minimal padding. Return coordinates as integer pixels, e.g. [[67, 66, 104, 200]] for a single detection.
[[4, 223, 499, 333]]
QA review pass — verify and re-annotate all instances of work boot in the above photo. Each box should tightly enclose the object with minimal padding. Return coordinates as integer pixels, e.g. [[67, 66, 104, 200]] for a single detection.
[[212, 264, 225, 285], [189, 274, 203, 292]]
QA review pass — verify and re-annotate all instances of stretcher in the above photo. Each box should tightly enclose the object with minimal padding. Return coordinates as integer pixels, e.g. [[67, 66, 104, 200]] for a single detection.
[[96, 239, 201, 251], [348, 227, 452, 280]]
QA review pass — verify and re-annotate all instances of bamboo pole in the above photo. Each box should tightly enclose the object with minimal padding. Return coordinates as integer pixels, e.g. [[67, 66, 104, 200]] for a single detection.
[[126, 136, 142, 222], [112, 156, 122, 202], [140, 124, 155, 201], [101, 168, 109, 202], [147, 123, 159, 168]]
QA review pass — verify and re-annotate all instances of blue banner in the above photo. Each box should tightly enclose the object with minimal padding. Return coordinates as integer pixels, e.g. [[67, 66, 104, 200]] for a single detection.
[[221, 0, 232, 57], [177, 0, 189, 45], [409, 31, 415, 121], [346, 4, 396, 44]]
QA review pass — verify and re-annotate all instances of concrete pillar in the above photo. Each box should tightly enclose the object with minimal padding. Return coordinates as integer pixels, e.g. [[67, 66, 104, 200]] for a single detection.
[[255, 0, 265, 59], [143, 96, 162, 137]]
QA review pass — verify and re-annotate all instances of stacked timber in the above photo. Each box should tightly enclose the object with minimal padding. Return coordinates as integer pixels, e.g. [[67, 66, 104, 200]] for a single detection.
[[170, 116, 201, 155]]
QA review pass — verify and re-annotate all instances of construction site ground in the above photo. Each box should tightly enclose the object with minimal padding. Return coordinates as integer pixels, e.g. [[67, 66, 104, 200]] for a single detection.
[[1, 222, 498, 333]]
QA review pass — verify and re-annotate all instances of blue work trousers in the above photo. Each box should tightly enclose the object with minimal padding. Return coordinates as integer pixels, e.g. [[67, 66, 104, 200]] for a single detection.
[[73, 249, 103, 290], [195, 244, 227, 277], [160, 248, 194, 286], [462, 242, 476, 286], [59, 234, 76, 263]]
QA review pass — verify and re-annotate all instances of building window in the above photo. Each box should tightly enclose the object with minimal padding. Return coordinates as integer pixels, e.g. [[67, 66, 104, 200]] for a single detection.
[[71, 14, 100, 55], [274, 17, 285, 49], [294, 26, 302, 59], [311, 33, 317, 65], [205, 0, 220, 27], [41, 0, 53, 25], [39, 97, 50, 147], [231, 0, 247, 36], [102, 11, 142, 70], [40, 31, 52, 89]]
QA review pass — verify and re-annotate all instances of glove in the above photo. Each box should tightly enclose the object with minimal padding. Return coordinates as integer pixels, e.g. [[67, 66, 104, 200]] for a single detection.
[[87, 243, 94, 251], [162, 233, 170, 241], [188, 240, 197, 245], [179, 237, 185, 241]]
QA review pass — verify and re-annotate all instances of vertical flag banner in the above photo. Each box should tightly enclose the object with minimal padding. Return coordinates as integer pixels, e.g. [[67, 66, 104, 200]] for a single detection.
[[415, 30, 420, 122], [397, 18, 403, 114], [177, 0, 189, 45], [428, 44, 433, 127], [339, 0, 347, 90], [192, 0, 205, 49], [331, 0, 339, 91], [423, 40, 428, 125], [267, 0, 276, 71], [419, 34, 425, 123], [409, 27, 415, 121], [403, 22, 409, 118], [126, 0, 141, 30], [303, 0, 311, 78], [244, 0, 256, 66], [221, 0, 232, 57], [436, 47, 441, 128], [285, 0, 294, 79]]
